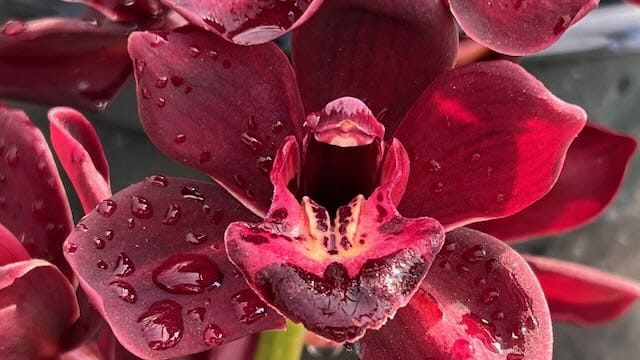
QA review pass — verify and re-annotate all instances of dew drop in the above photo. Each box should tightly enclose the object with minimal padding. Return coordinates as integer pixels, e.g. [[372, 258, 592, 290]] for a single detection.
[[186, 232, 208, 245], [135, 59, 146, 76], [75, 223, 88, 232], [137, 300, 184, 350], [156, 97, 166, 108], [64, 242, 78, 254], [109, 280, 137, 304], [240, 133, 264, 153], [462, 245, 486, 263], [427, 160, 441, 172], [431, 182, 444, 193], [162, 204, 182, 225], [94, 236, 106, 250], [203, 324, 224, 346], [97, 260, 108, 270], [188, 307, 206, 322], [481, 288, 499, 305], [468, 153, 481, 164], [127, 217, 135, 229], [5, 146, 18, 167], [256, 155, 273, 175], [141, 87, 152, 99], [189, 45, 201, 58], [97, 199, 117, 217], [232, 289, 268, 324], [152, 254, 223, 295], [114, 252, 135, 277], [271, 120, 284, 134], [147, 175, 168, 187], [181, 186, 205, 202], [131, 195, 153, 219], [174, 134, 186, 144], [156, 76, 168, 88], [495, 193, 506, 203], [104, 230, 114, 240]]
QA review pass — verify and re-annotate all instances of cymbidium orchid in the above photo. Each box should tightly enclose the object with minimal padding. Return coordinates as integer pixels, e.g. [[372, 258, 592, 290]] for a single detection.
[[0, 0, 599, 112], [50, 9, 640, 357]]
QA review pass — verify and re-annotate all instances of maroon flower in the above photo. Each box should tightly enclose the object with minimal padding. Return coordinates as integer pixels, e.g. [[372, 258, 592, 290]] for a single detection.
[[58, 13, 640, 358]]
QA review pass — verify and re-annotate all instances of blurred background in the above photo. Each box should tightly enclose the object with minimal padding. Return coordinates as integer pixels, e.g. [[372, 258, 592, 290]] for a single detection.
[[1, 0, 639, 359]]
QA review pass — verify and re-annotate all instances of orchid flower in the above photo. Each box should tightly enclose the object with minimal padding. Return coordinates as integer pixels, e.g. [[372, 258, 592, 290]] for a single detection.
[[1, 0, 598, 111], [54, 10, 640, 357]]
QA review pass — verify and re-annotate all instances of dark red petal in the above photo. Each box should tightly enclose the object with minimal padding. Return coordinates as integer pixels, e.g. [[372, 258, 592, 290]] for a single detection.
[[159, 0, 324, 45], [448, 0, 598, 56], [359, 228, 552, 360], [0, 18, 131, 111], [49, 107, 112, 213], [0, 260, 79, 359], [225, 137, 445, 342], [64, 176, 285, 359], [470, 123, 637, 242], [128, 27, 305, 216], [396, 60, 586, 230], [525, 255, 640, 325], [292, 0, 457, 134], [0, 224, 30, 266], [62, 0, 165, 23], [0, 104, 74, 276]]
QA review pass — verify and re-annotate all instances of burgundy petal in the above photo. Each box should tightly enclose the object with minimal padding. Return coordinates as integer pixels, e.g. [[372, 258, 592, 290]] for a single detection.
[[159, 0, 324, 45], [0, 104, 74, 276], [62, 0, 165, 23], [470, 123, 637, 242], [225, 137, 445, 342], [0, 18, 131, 111], [525, 255, 640, 325], [0, 223, 29, 266], [0, 260, 79, 359], [128, 27, 305, 216], [64, 176, 285, 359], [359, 228, 552, 360], [292, 0, 457, 134], [396, 60, 586, 230], [49, 107, 112, 213], [448, 0, 599, 56]]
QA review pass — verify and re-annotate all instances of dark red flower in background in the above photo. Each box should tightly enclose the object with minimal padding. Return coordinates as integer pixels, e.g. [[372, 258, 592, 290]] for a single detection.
[[0, 0, 598, 111], [59, 4, 638, 357]]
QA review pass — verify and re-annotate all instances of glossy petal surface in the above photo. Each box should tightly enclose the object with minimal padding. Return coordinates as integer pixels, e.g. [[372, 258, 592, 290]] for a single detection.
[[0, 104, 73, 276], [62, 0, 165, 23], [396, 61, 586, 230], [64, 177, 284, 359], [226, 137, 445, 342], [292, 0, 457, 134], [360, 228, 552, 360], [49, 107, 112, 213], [0, 18, 131, 111], [526, 255, 640, 325], [0, 260, 79, 359], [159, 0, 324, 45], [129, 27, 305, 216], [448, 0, 599, 55], [471, 123, 637, 242], [0, 224, 29, 266]]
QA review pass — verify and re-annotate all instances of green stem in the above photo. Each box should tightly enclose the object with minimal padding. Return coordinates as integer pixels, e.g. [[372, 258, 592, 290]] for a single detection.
[[254, 321, 305, 360]]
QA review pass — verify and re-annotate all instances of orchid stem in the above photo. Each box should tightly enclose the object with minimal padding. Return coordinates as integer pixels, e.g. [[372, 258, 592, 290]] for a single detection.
[[254, 321, 305, 360]]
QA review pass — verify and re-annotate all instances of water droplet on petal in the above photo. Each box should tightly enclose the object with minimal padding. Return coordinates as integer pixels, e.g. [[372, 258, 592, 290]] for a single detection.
[[232, 289, 268, 324], [5, 146, 18, 167], [97, 199, 117, 217], [137, 300, 184, 350], [131, 195, 153, 219], [256, 155, 273, 175], [114, 252, 135, 277], [109, 280, 137, 304], [181, 186, 205, 202], [186, 232, 208, 245], [427, 160, 441, 172], [203, 324, 224, 346], [187, 307, 206, 322], [152, 254, 223, 295], [174, 134, 186, 144], [468, 153, 481, 164], [189, 45, 201, 57], [156, 97, 166, 108], [162, 204, 182, 225], [64, 242, 78, 254], [104, 230, 114, 240], [94, 236, 106, 249], [431, 182, 444, 193], [127, 217, 135, 229], [240, 133, 264, 153], [97, 260, 108, 270], [147, 175, 168, 187], [156, 76, 168, 88], [481, 288, 499, 304], [271, 120, 284, 134]]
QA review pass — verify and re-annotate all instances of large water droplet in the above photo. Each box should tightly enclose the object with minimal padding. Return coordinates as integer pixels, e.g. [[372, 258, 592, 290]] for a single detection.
[[114, 252, 135, 277], [131, 195, 153, 219], [97, 199, 117, 217], [203, 324, 224, 346], [137, 300, 184, 350], [109, 280, 137, 304], [232, 289, 268, 324], [152, 254, 223, 295]]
